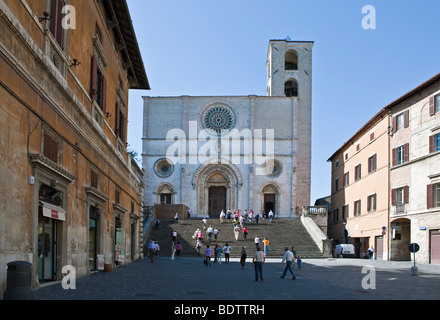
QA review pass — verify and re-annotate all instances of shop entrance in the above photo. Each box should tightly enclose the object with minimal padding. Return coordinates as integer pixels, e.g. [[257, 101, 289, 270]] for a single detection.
[[38, 183, 64, 282], [38, 208, 57, 282], [89, 206, 100, 271]]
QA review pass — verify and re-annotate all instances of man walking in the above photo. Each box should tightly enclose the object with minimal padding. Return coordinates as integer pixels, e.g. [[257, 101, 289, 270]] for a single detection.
[[280, 247, 296, 280], [252, 246, 265, 281]]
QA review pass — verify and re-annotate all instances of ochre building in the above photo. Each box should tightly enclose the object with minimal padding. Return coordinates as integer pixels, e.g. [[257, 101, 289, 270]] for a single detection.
[[0, 0, 149, 295]]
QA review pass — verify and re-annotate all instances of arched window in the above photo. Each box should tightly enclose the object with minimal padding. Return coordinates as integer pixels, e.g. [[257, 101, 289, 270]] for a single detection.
[[284, 78, 298, 97], [285, 49, 298, 70]]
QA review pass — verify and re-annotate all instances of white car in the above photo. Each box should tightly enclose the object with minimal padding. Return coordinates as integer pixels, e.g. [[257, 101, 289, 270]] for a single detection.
[[335, 244, 355, 258]]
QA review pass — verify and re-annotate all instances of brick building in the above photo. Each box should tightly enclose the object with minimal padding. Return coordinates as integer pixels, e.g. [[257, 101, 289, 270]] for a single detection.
[[0, 0, 149, 295]]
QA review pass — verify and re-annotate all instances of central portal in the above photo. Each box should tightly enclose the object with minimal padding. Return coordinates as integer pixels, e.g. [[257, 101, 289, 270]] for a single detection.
[[208, 186, 227, 218]]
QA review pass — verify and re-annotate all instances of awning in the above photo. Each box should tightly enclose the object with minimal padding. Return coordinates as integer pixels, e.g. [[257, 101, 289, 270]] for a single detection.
[[39, 201, 66, 221]]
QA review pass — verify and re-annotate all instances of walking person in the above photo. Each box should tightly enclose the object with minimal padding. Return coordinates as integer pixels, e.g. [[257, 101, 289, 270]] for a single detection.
[[217, 244, 223, 264], [224, 243, 232, 263], [155, 218, 160, 230], [280, 247, 296, 280], [242, 226, 248, 240], [171, 230, 177, 243], [213, 227, 219, 241], [254, 235, 260, 250], [171, 242, 176, 261], [204, 245, 212, 266], [255, 212, 259, 224], [367, 246, 375, 260], [296, 255, 302, 270], [174, 212, 179, 223], [268, 210, 274, 223], [252, 246, 265, 281], [240, 246, 247, 269], [234, 225, 240, 241], [214, 243, 219, 263], [175, 242, 182, 259], [196, 240, 202, 255]]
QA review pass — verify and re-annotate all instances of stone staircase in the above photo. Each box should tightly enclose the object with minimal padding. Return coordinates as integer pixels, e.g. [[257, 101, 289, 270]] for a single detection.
[[144, 217, 327, 259]]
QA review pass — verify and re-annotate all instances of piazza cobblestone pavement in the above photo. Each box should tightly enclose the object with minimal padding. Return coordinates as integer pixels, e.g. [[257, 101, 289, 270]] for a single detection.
[[31, 256, 440, 301]]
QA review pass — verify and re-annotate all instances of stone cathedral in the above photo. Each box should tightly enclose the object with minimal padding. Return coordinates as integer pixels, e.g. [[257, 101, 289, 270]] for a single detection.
[[142, 39, 313, 218]]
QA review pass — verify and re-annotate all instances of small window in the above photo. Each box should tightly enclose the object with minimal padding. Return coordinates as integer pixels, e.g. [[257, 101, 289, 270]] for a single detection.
[[396, 113, 404, 131], [91, 169, 99, 189], [356, 144, 360, 152], [355, 164, 361, 181], [343, 172, 349, 187], [396, 145, 405, 165], [430, 133, 440, 153], [43, 132, 59, 163], [335, 177, 339, 192], [435, 184, 440, 208], [342, 205, 349, 220], [367, 194, 377, 212], [284, 79, 298, 97], [335, 160, 339, 169], [49, 0, 66, 49], [160, 194, 172, 204], [368, 154, 377, 173], [333, 208, 339, 223], [285, 49, 298, 70], [436, 95, 440, 113], [115, 187, 121, 204], [354, 200, 361, 216], [345, 153, 349, 161]]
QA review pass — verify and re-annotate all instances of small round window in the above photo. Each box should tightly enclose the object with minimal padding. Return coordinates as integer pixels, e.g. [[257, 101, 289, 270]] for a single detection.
[[263, 159, 282, 177], [154, 158, 174, 178]]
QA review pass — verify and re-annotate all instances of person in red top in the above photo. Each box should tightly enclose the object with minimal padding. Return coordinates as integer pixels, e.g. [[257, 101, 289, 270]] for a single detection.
[[242, 226, 248, 240]]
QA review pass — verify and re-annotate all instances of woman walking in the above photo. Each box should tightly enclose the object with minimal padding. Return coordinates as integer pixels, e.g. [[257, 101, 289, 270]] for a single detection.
[[240, 246, 247, 269]]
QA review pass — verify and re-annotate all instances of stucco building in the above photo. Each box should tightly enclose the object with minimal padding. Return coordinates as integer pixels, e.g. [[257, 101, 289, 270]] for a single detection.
[[0, 0, 149, 295], [328, 109, 390, 259], [142, 40, 313, 219], [328, 72, 440, 264]]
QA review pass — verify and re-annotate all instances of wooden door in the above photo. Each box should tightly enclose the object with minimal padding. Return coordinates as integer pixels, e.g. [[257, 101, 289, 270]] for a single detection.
[[209, 187, 226, 217]]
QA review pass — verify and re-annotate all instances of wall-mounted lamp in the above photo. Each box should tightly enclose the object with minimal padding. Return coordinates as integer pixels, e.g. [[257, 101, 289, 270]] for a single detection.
[[69, 59, 81, 68], [39, 12, 50, 22], [387, 125, 393, 137], [105, 112, 112, 119]]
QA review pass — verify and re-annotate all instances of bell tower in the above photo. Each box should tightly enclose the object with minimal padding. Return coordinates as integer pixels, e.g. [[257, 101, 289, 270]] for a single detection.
[[266, 38, 314, 209], [266, 38, 313, 98]]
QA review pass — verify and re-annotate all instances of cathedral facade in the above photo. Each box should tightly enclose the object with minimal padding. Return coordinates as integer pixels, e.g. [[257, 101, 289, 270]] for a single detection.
[[142, 40, 313, 218]]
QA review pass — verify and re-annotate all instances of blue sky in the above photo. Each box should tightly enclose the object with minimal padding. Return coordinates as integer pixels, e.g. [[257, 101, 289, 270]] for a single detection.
[[126, 0, 440, 205]]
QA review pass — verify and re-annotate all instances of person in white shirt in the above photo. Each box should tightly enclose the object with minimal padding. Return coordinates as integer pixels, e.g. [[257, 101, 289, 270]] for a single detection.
[[223, 243, 232, 263], [280, 247, 296, 280], [254, 235, 260, 250], [207, 226, 213, 241], [252, 246, 265, 281]]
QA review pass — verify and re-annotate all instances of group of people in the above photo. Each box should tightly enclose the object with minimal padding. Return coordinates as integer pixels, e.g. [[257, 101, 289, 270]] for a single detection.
[[219, 209, 275, 225], [202, 243, 236, 266]]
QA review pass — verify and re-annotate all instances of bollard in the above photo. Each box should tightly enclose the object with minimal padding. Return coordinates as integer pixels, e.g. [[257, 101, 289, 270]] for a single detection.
[[3, 261, 34, 300]]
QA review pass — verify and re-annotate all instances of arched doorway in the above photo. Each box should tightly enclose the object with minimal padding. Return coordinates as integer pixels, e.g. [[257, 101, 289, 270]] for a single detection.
[[193, 159, 242, 217], [261, 184, 280, 216]]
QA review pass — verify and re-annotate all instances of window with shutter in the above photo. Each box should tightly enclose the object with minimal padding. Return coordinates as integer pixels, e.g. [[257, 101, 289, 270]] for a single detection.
[[43, 133, 58, 163], [430, 133, 440, 153], [429, 96, 435, 116], [91, 169, 98, 189], [427, 184, 434, 209], [49, 0, 65, 49]]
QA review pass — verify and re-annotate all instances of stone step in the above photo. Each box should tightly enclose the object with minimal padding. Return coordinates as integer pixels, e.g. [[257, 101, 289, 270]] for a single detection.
[[145, 218, 327, 259]]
